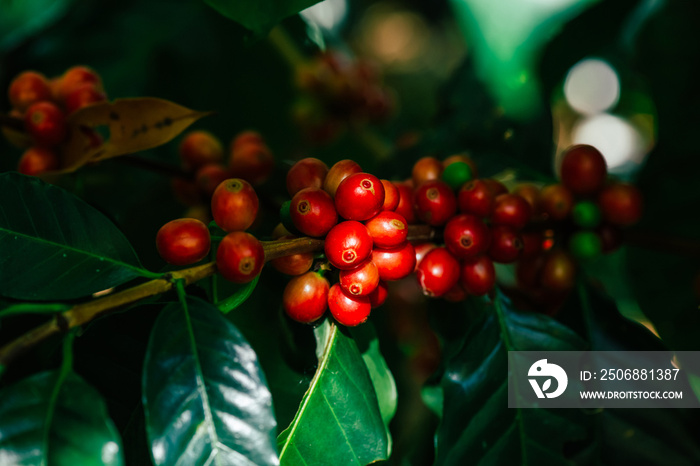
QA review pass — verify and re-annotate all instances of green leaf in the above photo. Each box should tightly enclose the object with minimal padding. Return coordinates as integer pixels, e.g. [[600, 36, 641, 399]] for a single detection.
[[0, 0, 75, 51], [0, 173, 157, 301], [277, 320, 389, 465], [203, 0, 322, 35], [143, 296, 278, 466], [0, 302, 70, 318], [0, 370, 124, 465], [217, 274, 260, 314]]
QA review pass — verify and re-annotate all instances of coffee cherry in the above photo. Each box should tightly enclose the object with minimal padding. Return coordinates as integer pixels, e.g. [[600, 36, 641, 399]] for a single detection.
[[286, 157, 329, 197], [483, 179, 508, 196], [569, 231, 602, 260], [381, 180, 400, 211], [55, 66, 103, 102], [324, 221, 373, 270], [323, 159, 362, 198], [24, 101, 66, 146], [328, 283, 371, 327], [216, 231, 264, 283], [460, 255, 495, 296], [8, 71, 53, 111], [413, 242, 437, 271], [372, 242, 416, 281], [443, 153, 478, 178], [179, 131, 224, 171], [415, 247, 460, 297], [270, 236, 314, 276], [598, 183, 643, 226], [339, 259, 380, 296], [195, 163, 231, 197], [211, 178, 259, 232], [394, 183, 417, 224], [64, 85, 107, 114], [458, 179, 496, 218], [412, 156, 443, 187], [488, 225, 523, 263], [290, 187, 338, 237], [283, 272, 329, 323], [156, 218, 211, 266], [335, 172, 385, 220], [491, 194, 531, 230], [572, 201, 601, 228], [413, 180, 457, 226], [18, 146, 59, 175], [229, 137, 274, 186], [441, 161, 473, 190], [512, 184, 540, 215], [541, 250, 576, 291], [443, 214, 491, 259], [364, 211, 408, 248], [559, 144, 607, 195], [368, 280, 389, 308], [539, 184, 574, 220], [231, 130, 264, 150]]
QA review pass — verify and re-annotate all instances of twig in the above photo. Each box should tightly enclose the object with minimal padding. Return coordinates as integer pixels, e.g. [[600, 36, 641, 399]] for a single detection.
[[0, 113, 25, 132]]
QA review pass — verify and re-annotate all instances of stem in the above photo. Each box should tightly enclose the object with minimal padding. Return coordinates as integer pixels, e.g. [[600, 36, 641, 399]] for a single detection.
[[0, 227, 431, 370], [0, 113, 25, 132]]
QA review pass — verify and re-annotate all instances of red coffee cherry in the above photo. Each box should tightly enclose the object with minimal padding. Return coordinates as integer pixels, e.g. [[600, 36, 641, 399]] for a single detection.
[[18, 146, 59, 175], [323, 159, 362, 198], [381, 179, 400, 211], [211, 178, 259, 232], [328, 283, 371, 327], [368, 280, 389, 308], [229, 137, 274, 186], [598, 183, 643, 226], [443, 214, 491, 259], [156, 218, 211, 266], [512, 183, 540, 215], [443, 283, 468, 302], [286, 157, 329, 197], [413, 242, 437, 271], [372, 242, 416, 281], [491, 194, 531, 230], [541, 250, 576, 291], [539, 184, 574, 220], [216, 231, 264, 283], [290, 187, 338, 237], [364, 211, 408, 248], [335, 172, 385, 221], [195, 163, 231, 197], [412, 156, 443, 187], [64, 84, 107, 114], [231, 130, 264, 150], [458, 179, 496, 218], [54, 66, 103, 102], [413, 180, 457, 226], [488, 225, 523, 263], [324, 221, 373, 270], [394, 183, 417, 224], [415, 247, 460, 297], [283, 272, 329, 323], [559, 144, 607, 195], [460, 255, 495, 296], [483, 179, 508, 196], [8, 71, 53, 111], [270, 236, 314, 276], [339, 259, 380, 296], [179, 131, 224, 171], [24, 101, 66, 146]]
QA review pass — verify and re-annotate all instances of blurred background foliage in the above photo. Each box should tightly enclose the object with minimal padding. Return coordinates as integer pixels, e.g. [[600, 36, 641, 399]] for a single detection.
[[2, 0, 700, 464]]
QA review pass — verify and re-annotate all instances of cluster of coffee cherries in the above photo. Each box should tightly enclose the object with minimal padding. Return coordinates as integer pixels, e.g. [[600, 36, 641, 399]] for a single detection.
[[293, 51, 393, 143], [157, 176, 265, 284], [5, 66, 107, 175], [172, 129, 274, 222]]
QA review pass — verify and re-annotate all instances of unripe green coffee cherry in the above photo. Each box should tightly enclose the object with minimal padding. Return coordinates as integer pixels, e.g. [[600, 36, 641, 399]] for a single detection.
[[572, 201, 601, 228], [569, 231, 602, 260], [441, 161, 473, 190]]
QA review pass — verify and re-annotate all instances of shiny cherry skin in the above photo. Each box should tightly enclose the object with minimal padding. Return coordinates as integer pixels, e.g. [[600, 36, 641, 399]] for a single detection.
[[458, 179, 496, 218], [559, 144, 607, 195], [323, 159, 362, 198], [324, 221, 373, 270], [412, 156, 443, 187], [339, 259, 380, 296], [416, 247, 460, 297], [290, 187, 338, 237], [18, 146, 59, 175], [394, 183, 417, 224], [372, 241, 416, 281], [286, 157, 329, 196], [460, 255, 495, 296], [491, 194, 531, 230], [488, 225, 524, 263], [328, 283, 371, 326], [598, 183, 643, 226], [283, 272, 329, 323], [443, 214, 491, 259], [216, 231, 264, 283], [381, 179, 400, 211], [413, 179, 457, 226], [156, 218, 211, 266], [364, 211, 408, 248], [54, 66, 103, 102], [270, 236, 314, 276], [179, 130, 224, 171], [335, 172, 385, 220], [368, 280, 389, 308], [211, 178, 259, 232], [229, 137, 274, 186], [413, 242, 437, 271], [8, 71, 53, 111], [195, 163, 231, 197], [24, 101, 66, 146]]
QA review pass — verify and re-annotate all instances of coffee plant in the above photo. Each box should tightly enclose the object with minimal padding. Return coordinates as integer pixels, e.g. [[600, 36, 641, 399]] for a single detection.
[[1, 1, 699, 465]]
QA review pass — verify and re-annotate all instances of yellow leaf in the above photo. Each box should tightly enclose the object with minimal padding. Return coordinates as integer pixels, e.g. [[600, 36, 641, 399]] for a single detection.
[[57, 97, 210, 174]]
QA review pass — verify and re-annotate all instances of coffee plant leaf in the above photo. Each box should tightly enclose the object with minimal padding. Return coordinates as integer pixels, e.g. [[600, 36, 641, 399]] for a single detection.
[[277, 320, 390, 465], [203, 0, 322, 36], [0, 370, 124, 465], [0, 0, 75, 51], [143, 296, 278, 466], [0, 173, 155, 300]]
